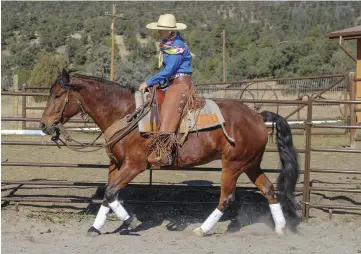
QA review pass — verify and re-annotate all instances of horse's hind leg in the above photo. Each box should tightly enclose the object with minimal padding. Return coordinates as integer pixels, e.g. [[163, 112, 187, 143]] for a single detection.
[[246, 166, 286, 235], [193, 159, 240, 237]]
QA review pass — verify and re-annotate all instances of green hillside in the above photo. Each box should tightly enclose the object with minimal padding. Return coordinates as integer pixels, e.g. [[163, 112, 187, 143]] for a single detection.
[[1, 1, 360, 89]]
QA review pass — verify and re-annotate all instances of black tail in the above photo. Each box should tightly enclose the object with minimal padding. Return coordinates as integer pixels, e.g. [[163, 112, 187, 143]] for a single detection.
[[261, 111, 300, 218]]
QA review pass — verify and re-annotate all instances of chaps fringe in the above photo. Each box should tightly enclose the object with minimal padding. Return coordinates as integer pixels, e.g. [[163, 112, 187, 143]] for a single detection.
[[180, 87, 205, 121], [146, 132, 179, 157]]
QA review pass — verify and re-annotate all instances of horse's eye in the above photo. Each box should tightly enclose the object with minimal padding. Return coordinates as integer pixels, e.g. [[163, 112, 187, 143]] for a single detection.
[[55, 94, 61, 98]]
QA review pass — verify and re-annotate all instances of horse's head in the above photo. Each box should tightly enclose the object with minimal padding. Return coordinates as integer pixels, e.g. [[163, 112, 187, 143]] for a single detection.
[[40, 69, 84, 135]]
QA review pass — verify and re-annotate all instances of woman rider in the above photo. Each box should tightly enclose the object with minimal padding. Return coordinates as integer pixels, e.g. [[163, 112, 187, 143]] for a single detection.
[[138, 14, 193, 166]]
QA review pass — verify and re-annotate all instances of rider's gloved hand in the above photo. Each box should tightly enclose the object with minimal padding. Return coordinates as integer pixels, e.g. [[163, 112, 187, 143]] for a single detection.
[[138, 82, 147, 92]]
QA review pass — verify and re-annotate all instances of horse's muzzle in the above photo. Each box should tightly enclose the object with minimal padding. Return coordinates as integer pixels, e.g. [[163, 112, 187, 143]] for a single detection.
[[39, 122, 57, 135]]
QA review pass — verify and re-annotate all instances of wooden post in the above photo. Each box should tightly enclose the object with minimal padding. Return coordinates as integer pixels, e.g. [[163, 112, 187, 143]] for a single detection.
[[22, 84, 27, 130], [350, 73, 357, 149], [13, 74, 19, 129], [344, 75, 349, 135], [356, 38, 361, 123], [223, 30, 226, 82], [110, 4, 116, 81], [297, 82, 301, 120]]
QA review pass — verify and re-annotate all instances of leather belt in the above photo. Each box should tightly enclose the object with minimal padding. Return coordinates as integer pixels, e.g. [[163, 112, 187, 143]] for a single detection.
[[171, 75, 192, 85], [170, 73, 192, 84], [169, 73, 192, 79], [159, 73, 192, 89]]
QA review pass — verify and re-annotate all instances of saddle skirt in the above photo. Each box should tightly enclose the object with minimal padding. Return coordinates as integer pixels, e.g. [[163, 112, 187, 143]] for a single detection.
[[135, 91, 225, 134]]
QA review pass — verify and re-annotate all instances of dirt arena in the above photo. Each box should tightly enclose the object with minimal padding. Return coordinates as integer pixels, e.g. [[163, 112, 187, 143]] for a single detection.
[[2, 132, 360, 254]]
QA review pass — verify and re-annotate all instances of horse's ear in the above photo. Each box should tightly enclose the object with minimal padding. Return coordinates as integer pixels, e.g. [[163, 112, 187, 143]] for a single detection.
[[61, 68, 70, 83]]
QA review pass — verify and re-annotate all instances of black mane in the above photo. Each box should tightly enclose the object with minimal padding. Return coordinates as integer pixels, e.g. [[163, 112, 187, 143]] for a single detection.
[[50, 71, 136, 95], [71, 74, 136, 93]]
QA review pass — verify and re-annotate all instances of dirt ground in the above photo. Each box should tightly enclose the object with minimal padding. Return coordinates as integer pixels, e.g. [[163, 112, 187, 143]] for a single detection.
[[1, 133, 361, 254], [1, 205, 361, 254]]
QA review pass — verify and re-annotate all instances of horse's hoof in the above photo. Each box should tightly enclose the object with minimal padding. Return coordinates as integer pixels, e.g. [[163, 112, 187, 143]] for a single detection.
[[192, 227, 205, 237], [124, 215, 141, 230], [275, 227, 284, 235], [86, 226, 101, 237]]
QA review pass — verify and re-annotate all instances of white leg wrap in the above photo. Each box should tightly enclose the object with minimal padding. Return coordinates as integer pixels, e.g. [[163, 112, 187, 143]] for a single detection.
[[200, 208, 224, 234], [269, 203, 286, 229], [92, 205, 110, 230], [109, 200, 130, 221]]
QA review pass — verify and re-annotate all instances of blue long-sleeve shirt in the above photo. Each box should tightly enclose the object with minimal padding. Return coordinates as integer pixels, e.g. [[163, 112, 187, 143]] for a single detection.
[[145, 34, 192, 88]]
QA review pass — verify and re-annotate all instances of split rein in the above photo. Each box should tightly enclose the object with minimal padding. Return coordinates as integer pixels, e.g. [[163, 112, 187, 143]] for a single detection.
[[51, 86, 157, 153]]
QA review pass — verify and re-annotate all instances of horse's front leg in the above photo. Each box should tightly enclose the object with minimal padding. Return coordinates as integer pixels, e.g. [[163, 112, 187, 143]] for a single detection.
[[87, 161, 144, 236]]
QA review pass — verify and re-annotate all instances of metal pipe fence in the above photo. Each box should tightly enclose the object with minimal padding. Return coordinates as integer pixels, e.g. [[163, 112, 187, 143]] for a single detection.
[[195, 74, 351, 132], [1, 78, 360, 220], [2, 73, 354, 132]]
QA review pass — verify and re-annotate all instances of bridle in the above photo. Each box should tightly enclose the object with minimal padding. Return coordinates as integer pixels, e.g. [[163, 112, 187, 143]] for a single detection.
[[54, 87, 88, 126], [50, 77, 103, 151], [51, 74, 76, 126], [56, 90, 70, 124]]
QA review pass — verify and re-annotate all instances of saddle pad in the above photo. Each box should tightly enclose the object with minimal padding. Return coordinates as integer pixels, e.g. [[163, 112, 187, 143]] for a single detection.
[[135, 91, 225, 134]]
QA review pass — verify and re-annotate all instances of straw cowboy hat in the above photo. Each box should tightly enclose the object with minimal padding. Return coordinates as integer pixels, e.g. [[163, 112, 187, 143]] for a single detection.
[[146, 14, 187, 31]]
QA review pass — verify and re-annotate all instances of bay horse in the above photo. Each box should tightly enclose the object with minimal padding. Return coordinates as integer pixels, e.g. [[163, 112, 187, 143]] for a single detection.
[[40, 69, 299, 237]]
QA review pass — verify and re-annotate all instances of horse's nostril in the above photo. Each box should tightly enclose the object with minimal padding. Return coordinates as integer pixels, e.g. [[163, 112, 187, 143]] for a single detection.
[[39, 123, 46, 130]]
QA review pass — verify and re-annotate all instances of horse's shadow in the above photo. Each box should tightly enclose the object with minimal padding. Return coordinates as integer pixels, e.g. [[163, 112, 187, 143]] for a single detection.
[[84, 180, 301, 235]]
